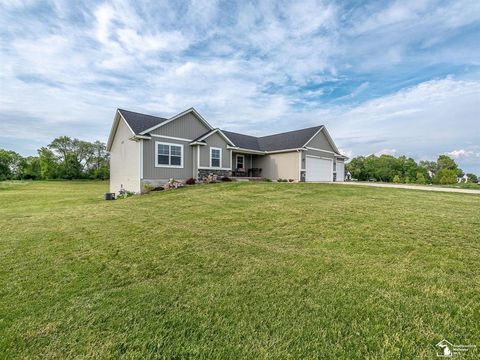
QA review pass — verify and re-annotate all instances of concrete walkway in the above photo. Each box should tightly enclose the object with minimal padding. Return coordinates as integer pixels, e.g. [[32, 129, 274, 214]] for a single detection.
[[334, 181, 480, 195]]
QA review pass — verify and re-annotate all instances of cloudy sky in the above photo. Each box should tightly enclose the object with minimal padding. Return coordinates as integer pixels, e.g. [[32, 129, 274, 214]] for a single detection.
[[1, 0, 479, 173]]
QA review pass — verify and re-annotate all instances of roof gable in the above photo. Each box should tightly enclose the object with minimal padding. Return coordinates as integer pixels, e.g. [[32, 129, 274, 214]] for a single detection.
[[192, 129, 235, 146], [304, 127, 340, 154], [258, 126, 323, 151], [140, 107, 213, 135]]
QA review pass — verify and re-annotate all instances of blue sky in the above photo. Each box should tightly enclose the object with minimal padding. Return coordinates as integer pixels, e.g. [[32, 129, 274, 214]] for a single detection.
[[1, 0, 479, 173]]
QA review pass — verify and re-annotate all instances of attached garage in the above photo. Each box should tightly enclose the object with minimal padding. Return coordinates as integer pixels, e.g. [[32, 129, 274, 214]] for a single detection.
[[305, 156, 333, 182]]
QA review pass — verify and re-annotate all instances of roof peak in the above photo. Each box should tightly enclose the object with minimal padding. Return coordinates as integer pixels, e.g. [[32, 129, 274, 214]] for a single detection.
[[222, 125, 323, 140]]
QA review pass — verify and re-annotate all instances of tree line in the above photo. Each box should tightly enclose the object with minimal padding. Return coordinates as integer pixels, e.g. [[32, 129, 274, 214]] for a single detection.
[[0, 136, 109, 181], [346, 154, 477, 184]]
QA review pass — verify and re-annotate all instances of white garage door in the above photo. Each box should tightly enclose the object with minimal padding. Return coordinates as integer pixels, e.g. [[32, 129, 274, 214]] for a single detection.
[[306, 156, 333, 182], [336, 161, 345, 182]]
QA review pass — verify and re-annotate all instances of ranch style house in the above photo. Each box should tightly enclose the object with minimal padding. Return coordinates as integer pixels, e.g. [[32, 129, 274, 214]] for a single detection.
[[107, 107, 348, 193]]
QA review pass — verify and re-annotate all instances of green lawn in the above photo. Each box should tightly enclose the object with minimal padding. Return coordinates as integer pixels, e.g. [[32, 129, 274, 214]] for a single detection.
[[1, 181, 479, 359]]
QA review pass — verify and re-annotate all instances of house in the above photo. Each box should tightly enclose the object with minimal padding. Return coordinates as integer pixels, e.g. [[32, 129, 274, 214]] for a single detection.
[[106, 107, 348, 193], [457, 173, 468, 183]]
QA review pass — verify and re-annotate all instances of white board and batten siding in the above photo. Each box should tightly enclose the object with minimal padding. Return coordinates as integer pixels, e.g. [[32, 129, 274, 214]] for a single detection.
[[109, 117, 141, 193]]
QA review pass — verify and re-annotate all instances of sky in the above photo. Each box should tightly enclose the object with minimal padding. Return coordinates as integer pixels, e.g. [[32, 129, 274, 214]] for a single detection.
[[0, 0, 479, 174]]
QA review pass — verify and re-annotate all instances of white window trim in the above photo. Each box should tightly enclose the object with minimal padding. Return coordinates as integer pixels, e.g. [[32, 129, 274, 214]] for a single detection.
[[210, 147, 222, 168], [155, 141, 184, 168], [236, 154, 245, 169]]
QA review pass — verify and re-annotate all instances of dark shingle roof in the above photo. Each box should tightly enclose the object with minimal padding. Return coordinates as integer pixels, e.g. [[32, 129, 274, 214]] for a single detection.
[[191, 129, 215, 143], [118, 108, 324, 152], [221, 130, 261, 151], [118, 109, 168, 134], [257, 126, 323, 151], [222, 126, 323, 151]]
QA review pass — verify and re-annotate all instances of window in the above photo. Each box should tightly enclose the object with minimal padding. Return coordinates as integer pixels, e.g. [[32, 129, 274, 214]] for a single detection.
[[155, 142, 183, 168], [210, 147, 222, 168]]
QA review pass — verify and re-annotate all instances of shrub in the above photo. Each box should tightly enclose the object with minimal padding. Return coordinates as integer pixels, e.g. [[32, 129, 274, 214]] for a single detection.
[[142, 183, 155, 193], [435, 169, 458, 184], [163, 178, 184, 190], [288, 179, 295, 183], [117, 188, 135, 199], [221, 176, 232, 182], [415, 172, 427, 184], [263, 178, 272, 182], [277, 178, 287, 182], [393, 175, 402, 184], [185, 177, 196, 185]]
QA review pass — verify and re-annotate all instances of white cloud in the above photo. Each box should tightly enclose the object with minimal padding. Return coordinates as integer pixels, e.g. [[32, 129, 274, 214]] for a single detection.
[[447, 149, 480, 159]]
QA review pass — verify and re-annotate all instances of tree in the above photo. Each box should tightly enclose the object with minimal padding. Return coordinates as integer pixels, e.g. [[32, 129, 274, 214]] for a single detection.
[[436, 155, 459, 173], [415, 172, 427, 184], [0, 149, 24, 180], [466, 173, 478, 183], [48, 136, 74, 164], [57, 153, 82, 179], [88, 141, 109, 179], [20, 156, 42, 180], [419, 160, 436, 174], [436, 169, 458, 184], [38, 147, 58, 179], [393, 175, 402, 183], [346, 156, 366, 180]]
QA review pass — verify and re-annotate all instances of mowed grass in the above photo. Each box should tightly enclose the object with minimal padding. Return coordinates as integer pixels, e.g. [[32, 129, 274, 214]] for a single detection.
[[1, 181, 479, 359]]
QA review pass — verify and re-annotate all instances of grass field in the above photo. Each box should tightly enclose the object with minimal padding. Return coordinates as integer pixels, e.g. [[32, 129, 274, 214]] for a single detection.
[[1, 181, 479, 358]]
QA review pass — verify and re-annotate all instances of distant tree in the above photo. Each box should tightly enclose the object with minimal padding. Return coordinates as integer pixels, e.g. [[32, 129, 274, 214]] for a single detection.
[[436, 155, 459, 173], [415, 172, 427, 184], [48, 136, 74, 164], [346, 156, 366, 180], [88, 141, 109, 179], [419, 160, 437, 177], [435, 169, 458, 184], [57, 153, 82, 179], [393, 175, 402, 183], [38, 147, 58, 179], [20, 156, 42, 180], [466, 173, 478, 183], [375, 155, 399, 182], [398, 156, 419, 181], [0, 149, 24, 180]]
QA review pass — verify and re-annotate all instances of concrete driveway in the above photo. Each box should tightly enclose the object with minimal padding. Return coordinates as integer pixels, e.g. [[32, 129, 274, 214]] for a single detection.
[[334, 181, 480, 194]]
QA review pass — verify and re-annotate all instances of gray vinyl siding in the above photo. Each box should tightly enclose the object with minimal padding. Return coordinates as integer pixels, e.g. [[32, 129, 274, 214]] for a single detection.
[[142, 138, 194, 180], [305, 129, 335, 152], [142, 112, 212, 181], [149, 112, 210, 139], [199, 132, 231, 168], [303, 148, 335, 162]]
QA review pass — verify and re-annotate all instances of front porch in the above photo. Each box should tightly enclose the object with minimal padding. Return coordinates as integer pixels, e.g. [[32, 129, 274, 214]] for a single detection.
[[231, 151, 263, 177]]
